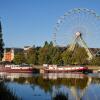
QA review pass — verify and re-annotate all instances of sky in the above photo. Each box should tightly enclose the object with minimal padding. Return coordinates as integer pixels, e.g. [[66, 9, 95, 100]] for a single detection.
[[0, 0, 100, 48]]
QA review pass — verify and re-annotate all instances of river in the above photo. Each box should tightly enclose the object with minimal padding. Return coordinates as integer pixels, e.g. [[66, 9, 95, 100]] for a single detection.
[[0, 72, 100, 100]]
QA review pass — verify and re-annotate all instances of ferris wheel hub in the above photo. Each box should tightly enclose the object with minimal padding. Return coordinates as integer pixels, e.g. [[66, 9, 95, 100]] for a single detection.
[[75, 32, 81, 37]]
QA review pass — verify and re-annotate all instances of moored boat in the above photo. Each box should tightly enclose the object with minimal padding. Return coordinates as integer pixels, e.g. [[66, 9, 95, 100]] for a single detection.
[[0, 64, 33, 73], [41, 64, 92, 74]]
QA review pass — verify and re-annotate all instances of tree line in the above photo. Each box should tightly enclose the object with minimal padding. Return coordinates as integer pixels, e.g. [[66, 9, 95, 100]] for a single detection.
[[13, 41, 100, 66]]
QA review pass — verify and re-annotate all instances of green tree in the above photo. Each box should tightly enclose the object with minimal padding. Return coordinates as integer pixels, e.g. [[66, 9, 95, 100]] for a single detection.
[[38, 41, 55, 65], [38, 41, 49, 65], [44, 41, 49, 47], [38, 47, 48, 65], [62, 49, 73, 65], [62, 45, 88, 65], [38, 41, 64, 65], [72, 47, 88, 65], [13, 52, 25, 64], [52, 47, 62, 65], [45, 41, 54, 64], [90, 57, 100, 65], [0, 22, 4, 61], [26, 48, 37, 64]]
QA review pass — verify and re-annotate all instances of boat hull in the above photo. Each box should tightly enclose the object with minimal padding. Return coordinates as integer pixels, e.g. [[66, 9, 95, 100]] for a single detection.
[[0, 65, 34, 73], [41, 66, 92, 74], [0, 67, 33, 73], [43, 69, 88, 73]]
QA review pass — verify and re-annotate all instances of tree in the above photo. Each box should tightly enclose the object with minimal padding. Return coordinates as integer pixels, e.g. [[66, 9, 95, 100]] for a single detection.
[[71, 47, 88, 65], [62, 49, 73, 65], [26, 48, 37, 64], [38, 41, 50, 65], [38, 41, 63, 65], [38, 41, 55, 65], [90, 57, 100, 65], [13, 52, 26, 64], [38, 47, 48, 65], [62, 45, 88, 65], [52, 47, 62, 65], [0, 22, 4, 61], [44, 41, 49, 47]]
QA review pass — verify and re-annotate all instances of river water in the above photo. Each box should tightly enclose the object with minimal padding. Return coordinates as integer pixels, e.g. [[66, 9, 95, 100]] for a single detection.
[[0, 72, 100, 100]]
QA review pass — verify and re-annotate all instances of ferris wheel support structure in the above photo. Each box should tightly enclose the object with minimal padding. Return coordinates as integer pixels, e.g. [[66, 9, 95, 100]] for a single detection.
[[68, 32, 93, 60]]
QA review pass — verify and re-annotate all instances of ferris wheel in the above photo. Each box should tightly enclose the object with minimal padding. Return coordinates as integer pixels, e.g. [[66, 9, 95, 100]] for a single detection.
[[53, 8, 100, 60]]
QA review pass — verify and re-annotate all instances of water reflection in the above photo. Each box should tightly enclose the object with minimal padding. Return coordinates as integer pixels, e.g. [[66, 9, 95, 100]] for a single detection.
[[53, 91, 68, 100], [0, 82, 20, 100], [0, 72, 100, 100]]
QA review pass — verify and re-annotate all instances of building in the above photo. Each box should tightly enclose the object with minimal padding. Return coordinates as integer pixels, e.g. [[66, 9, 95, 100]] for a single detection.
[[24, 46, 32, 51], [2, 48, 23, 62]]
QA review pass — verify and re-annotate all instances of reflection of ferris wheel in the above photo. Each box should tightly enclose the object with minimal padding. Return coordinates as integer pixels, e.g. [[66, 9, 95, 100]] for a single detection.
[[53, 8, 100, 60]]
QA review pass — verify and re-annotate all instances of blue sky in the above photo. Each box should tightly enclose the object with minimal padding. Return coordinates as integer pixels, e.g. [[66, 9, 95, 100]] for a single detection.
[[0, 0, 100, 48]]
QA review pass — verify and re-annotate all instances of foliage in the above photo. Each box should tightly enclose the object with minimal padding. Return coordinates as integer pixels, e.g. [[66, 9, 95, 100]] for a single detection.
[[0, 22, 4, 61], [26, 48, 37, 64], [62, 45, 88, 65], [62, 49, 73, 65], [13, 52, 26, 64], [12, 41, 100, 66], [38, 41, 62, 65], [89, 57, 100, 65], [38, 47, 49, 65], [71, 46, 88, 65]]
